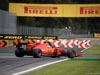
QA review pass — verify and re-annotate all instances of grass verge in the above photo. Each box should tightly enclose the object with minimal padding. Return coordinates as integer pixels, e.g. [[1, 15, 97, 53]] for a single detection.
[[25, 60, 100, 75], [8, 40, 13, 45], [82, 44, 100, 55]]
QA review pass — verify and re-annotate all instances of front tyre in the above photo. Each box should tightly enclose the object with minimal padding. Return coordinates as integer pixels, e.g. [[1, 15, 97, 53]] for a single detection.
[[15, 49, 24, 57], [32, 49, 42, 58], [67, 50, 76, 58]]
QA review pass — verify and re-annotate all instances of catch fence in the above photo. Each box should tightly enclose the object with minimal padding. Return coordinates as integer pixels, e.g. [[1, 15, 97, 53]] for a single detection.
[[0, 9, 17, 34]]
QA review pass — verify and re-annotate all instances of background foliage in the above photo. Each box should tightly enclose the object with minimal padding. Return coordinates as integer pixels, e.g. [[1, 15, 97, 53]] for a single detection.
[[0, 0, 100, 33]]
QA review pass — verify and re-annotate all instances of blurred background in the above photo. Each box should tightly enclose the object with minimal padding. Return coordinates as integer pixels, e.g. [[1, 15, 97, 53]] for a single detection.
[[0, 0, 100, 38]]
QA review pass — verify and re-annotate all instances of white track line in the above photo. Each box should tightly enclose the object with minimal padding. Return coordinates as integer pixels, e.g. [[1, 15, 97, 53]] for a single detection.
[[12, 58, 69, 75], [81, 46, 92, 53]]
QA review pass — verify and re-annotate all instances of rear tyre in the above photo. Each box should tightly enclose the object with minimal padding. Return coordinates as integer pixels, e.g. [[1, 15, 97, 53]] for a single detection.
[[32, 49, 42, 58], [67, 50, 76, 58], [15, 49, 24, 57]]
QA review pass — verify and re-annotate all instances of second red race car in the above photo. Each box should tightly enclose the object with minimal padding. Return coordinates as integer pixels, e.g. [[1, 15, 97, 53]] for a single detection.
[[15, 41, 76, 58]]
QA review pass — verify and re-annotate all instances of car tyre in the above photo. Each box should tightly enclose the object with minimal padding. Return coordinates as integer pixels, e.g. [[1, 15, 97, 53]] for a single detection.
[[32, 49, 42, 58], [67, 50, 76, 58], [15, 49, 24, 57]]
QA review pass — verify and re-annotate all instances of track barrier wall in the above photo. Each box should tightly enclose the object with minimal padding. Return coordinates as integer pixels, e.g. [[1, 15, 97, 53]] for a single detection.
[[13, 39, 23, 47], [0, 40, 8, 47], [0, 34, 57, 40], [0, 39, 91, 49]]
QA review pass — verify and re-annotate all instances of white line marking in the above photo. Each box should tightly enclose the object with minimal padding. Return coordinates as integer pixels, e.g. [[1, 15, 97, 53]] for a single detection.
[[12, 58, 69, 75], [81, 46, 92, 53]]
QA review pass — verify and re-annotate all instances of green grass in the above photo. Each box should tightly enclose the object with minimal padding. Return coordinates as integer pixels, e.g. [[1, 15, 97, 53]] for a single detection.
[[25, 60, 100, 75], [82, 44, 100, 55], [8, 40, 13, 45]]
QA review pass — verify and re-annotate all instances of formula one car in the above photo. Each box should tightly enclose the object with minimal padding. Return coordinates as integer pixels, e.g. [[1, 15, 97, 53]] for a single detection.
[[15, 41, 76, 58]]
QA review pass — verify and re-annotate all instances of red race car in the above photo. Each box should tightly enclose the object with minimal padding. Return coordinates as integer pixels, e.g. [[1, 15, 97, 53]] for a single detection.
[[15, 41, 76, 58]]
